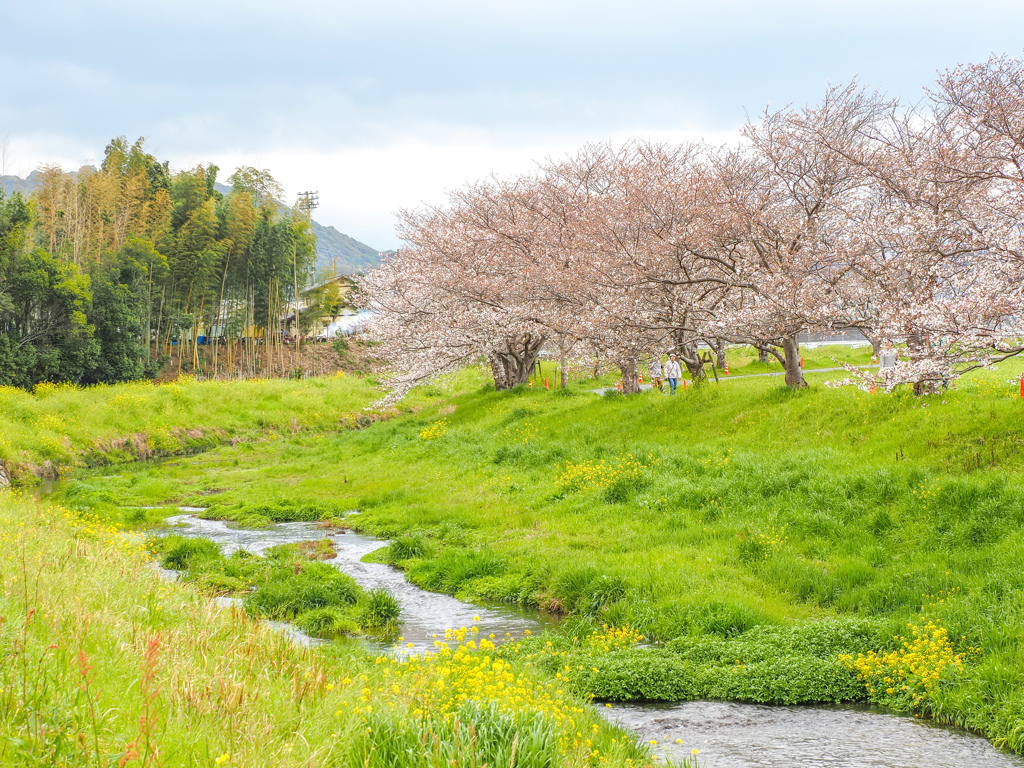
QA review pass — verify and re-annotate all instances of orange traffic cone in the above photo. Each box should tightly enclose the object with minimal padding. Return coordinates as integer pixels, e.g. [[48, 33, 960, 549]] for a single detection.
[[683, 379, 689, 390], [723, 362, 729, 375], [616, 381, 623, 392], [639, 373, 644, 384], [528, 381, 533, 388], [544, 377, 549, 389], [800, 356, 804, 368]]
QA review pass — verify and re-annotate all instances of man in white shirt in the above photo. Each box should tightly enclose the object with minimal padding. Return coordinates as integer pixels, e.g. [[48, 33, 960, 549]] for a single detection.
[[664, 354, 683, 394], [879, 343, 898, 371]]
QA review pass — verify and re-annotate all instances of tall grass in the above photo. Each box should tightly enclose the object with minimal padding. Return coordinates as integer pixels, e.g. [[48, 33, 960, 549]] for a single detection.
[[0, 493, 669, 767], [0, 368, 485, 483]]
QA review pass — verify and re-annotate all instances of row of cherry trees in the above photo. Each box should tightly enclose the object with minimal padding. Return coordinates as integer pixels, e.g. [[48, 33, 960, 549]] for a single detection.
[[360, 54, 1024, 399]]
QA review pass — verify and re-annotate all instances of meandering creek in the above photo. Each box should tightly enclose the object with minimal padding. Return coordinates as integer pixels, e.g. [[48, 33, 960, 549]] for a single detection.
[[159, 514, 1023, 768]]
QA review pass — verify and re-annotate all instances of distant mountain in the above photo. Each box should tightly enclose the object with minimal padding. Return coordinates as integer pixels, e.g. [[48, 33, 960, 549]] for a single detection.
[[309, 220, 383, 276], [2, 171, 45, 196], [4, 173, 383, 277]]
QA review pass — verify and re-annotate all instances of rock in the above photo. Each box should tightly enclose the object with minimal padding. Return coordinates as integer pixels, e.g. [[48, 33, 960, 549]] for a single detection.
[[0, 463, 9, 489]]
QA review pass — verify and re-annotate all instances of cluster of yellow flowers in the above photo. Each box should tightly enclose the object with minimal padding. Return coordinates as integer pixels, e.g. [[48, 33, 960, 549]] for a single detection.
[[751, 526, 787, 551], [108, 391, 147, 411], [839, 619, 969, 711], [339, 624, 623, 763], [557, 453, 659, 492], [700, 448, 733, 470], [33, 381, 80, 397], [581, 625, 645, 654], [502, 420, 539, 444], [736, 525, 787, 561], [419, 418, 449, 441], [911, 480, 942, 510], [36, 413, 69, 433]]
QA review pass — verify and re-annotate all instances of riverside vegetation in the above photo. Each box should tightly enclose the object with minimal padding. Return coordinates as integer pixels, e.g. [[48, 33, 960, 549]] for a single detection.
[[152, 535, 402, 638], [4, 351, 1024, 761], [0, 494, 659, 767]]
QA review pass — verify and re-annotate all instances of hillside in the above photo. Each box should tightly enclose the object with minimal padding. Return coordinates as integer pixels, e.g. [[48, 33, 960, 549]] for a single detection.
[[309, 219, 383, 275], [3, 172, 383, 276]]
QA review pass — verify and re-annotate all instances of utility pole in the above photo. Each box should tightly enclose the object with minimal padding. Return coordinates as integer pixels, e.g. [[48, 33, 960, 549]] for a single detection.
[[294, 191, 319, 372]]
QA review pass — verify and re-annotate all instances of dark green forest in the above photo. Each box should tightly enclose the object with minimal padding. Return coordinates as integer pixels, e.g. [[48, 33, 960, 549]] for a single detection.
[[0, 138, 331, 388]]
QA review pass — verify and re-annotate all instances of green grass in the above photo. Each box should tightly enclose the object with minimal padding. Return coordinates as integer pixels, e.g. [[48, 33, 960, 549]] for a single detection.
[[151, 535, 399, 638], [12, 347, 1024, 755], [47, 355, 1024, 753], [0, 493, 666, 767], [0, 370, 481, 484]]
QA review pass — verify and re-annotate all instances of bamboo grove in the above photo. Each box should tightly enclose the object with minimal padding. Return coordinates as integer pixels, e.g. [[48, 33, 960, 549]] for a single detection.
[[0, 137, 317, 389]]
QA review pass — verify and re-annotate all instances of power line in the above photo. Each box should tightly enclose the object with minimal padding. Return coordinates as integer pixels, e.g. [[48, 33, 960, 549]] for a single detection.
[[296, 190, 319, 216]]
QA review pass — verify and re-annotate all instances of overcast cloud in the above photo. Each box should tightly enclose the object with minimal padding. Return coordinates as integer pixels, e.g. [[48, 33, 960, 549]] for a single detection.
[[3, 0, 1023, 248]]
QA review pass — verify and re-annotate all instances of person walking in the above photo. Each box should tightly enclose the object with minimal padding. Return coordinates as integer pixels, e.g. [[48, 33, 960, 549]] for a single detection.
[[664, 354, 683, 394], [650, 357, 664, 392], [879, 342, 898, 371]]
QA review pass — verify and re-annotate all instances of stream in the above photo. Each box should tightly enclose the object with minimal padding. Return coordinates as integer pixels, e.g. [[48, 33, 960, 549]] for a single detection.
[[159, 514, 1023, 768]]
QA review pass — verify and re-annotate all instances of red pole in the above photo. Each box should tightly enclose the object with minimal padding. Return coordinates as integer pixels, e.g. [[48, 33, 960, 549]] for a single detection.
[[1019, 376, 1023, 398]]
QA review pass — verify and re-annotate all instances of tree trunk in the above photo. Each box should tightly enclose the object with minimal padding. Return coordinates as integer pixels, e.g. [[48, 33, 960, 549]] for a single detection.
[[715, 339, 727, 370], [674, 337, 705, 381], [782, 333, 805, 388], [619, 360, 640, 394], [490, 333, 546, 389], [559, 342, 568, 389], [489, 355, 509, 390], [758, 346, 768, 363]]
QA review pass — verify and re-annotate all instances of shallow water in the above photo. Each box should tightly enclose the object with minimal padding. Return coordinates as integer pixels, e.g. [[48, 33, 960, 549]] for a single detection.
[[162, 514, 554, 653], [159, 514, 1023, 768], [610, 700, 1024, 767]]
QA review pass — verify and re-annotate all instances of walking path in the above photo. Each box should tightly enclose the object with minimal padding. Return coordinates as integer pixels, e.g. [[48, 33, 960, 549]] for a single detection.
[[590, 365, 869, 395]]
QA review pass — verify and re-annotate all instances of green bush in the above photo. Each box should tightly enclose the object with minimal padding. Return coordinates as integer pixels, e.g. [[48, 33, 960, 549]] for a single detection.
[[295, 606, 360, 638], [357, 588, 401, 628], [666, 617, 893, 663], [552, 567, 630, 615], [245, 562, 361, 619], [207, 498, 344, 526], [387, 532, 430, 562], [455, 572, 542, 607], [571, 646, 864, 705], [407, 549, 505, 594], [157, 535, 221, 570]]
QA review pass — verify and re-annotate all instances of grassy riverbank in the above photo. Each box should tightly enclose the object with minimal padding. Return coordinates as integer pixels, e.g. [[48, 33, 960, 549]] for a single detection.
[[0, 493, 666, 767], [0, 343, 877, 485], [0, 373, 407, 484], [11, 350, 1024, 755], [50, 359, 1024, 754]]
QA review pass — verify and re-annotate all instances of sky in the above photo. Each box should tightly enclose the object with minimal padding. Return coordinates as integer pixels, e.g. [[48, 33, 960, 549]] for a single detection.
[[3, 0, 1024, 250]]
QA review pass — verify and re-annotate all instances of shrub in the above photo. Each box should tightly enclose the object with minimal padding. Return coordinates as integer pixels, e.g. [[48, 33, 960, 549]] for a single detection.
[[387, 532, 429, 562], [157, 535, 221, 570], [245, 562, 360, 619], [295, 606, 359, 638], [407, 549, 505, 594], [552, 567, 630, 615], [357, 588, 401, 628]]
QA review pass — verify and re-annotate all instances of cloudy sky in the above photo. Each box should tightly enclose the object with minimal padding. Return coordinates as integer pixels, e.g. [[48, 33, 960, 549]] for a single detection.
[[3, 0, 1023, 249]]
